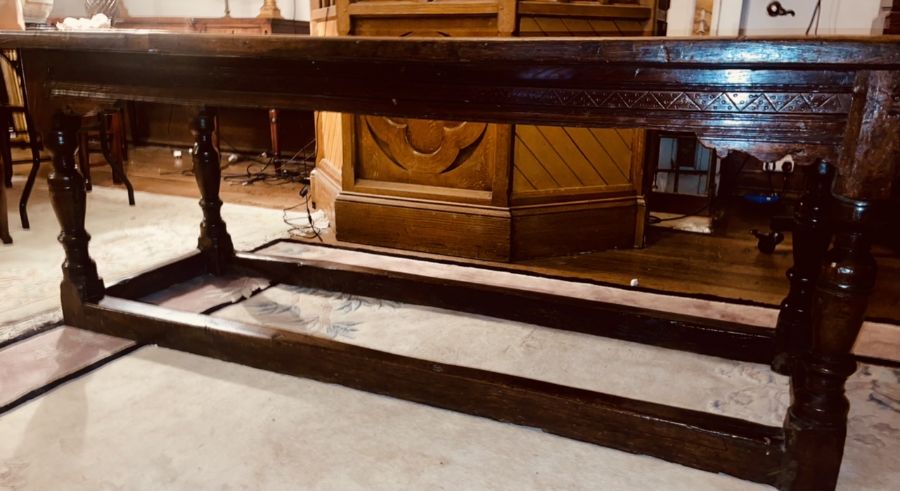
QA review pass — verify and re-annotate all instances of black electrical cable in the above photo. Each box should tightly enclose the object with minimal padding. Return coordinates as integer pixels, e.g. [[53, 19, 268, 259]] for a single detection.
[[805, 0, 822, 36], [220, 137, 316, 186], [648, 202, 713, 224], [282, 185, 323, 241]]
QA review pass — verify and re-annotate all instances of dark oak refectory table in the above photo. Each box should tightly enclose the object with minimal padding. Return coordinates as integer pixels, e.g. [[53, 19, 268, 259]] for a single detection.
[[1, 31, 897, 490]]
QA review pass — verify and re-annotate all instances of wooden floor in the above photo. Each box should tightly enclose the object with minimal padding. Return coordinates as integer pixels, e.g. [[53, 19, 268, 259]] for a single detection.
[[11, 145, 900, 322]]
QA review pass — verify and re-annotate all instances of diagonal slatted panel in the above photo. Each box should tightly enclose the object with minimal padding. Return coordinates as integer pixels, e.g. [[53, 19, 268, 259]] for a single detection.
[[534, 126, 607, 185], [518, 16, 633, 37], [514, 132, 563, 190], [563, 127, 630, 185], [514, 125, 636, 191], [558, 17, 598, 37], [532, 16, 570, 36], [515, 125, 584, 187], [518, 16, 544, 36], [613, 19, 647, 35], [513, 166, 536, 191], [587, 18, 624, 35], [590, 128, 634, 181], [614, 128, 634, 151]]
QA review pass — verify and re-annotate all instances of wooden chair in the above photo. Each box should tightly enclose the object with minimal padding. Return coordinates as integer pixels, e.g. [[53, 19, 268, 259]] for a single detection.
[[1, 49, 134, 241], [1, 49, 47, 232], [78, 105, 135, 205]]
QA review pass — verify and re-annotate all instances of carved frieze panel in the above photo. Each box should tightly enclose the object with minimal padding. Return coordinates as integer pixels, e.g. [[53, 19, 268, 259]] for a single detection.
[[355, 115, 495, 191], [473, 88, 853, 115], [364, 116, 487, 174]]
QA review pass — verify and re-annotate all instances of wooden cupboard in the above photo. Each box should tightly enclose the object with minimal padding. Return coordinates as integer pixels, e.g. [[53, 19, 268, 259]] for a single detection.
[[310, 0, 667, 260]]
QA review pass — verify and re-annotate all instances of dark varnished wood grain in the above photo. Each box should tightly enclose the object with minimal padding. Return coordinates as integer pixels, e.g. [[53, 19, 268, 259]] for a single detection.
[[781, 197, 879, 490], [104, 251, 207, 300], [2, 32, 899, 65], [3, 33, 895, 200], [46, 112, 104, 323], [835, 71, 900, 200], [772, 162, 835, 374], [192, 109, 233, 274], [0, 33, 894, 160]]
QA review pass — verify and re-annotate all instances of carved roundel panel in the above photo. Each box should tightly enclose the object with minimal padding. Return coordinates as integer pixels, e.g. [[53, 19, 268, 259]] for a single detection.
[[364, 116, 487, 175]]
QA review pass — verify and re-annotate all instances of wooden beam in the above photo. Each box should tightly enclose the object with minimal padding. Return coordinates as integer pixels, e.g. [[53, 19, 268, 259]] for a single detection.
[[5, 33, 900, 67], [83, 296, 786, 485], [104, 251, 207, 300], [228, 252, 776, 363]]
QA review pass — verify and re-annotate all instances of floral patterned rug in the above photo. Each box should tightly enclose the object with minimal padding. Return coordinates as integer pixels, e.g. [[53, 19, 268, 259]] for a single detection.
[[0, 178, 290, 344], [141, 273, 900, 490]]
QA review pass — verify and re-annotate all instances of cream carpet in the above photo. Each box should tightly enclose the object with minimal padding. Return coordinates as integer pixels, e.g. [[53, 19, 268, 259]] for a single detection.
[[0, 346, 775, 491], [0, 344, 896, 490], [0, 177, 290, 343], [1, 179, 898, 489]]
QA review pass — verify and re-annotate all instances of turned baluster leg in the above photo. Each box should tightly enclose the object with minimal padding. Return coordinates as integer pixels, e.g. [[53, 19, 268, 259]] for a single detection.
[[193, 108, 234, 275], [47, 112, 105, 324], [780, 196, 876, 491], [772, 161, 835, 374]]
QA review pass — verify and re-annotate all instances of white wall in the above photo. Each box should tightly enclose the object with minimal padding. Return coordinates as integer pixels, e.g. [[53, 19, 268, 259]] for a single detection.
[[740, 0, 883, 35], [51, 0, 310, 22], [667, 0, 698, 36], [710, 0, 743, 36], [669, 0, 884, 37]]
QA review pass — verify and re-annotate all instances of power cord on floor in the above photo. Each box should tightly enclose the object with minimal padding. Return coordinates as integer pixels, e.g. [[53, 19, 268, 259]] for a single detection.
[[648, 202, 713, 224], [221, 137, 316, 186], [282, 184, 323, 242], [160, 137, 316, 184]]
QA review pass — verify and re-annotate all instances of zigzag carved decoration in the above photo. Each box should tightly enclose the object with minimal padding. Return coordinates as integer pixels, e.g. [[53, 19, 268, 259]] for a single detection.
[[480, 89, 853, 114]]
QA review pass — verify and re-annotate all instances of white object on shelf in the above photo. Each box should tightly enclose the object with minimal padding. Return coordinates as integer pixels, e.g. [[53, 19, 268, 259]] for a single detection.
[[55, 13, 111, 31]]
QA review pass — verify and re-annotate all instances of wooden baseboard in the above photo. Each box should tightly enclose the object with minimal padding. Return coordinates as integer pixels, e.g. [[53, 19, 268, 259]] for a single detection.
[[336, 194, 513, 261], [334, 193, 639, 261], [511, 198, 638, 259]]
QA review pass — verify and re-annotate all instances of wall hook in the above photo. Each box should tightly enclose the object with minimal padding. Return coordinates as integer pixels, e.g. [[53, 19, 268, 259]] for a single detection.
[[767, 1, 796, 17]]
